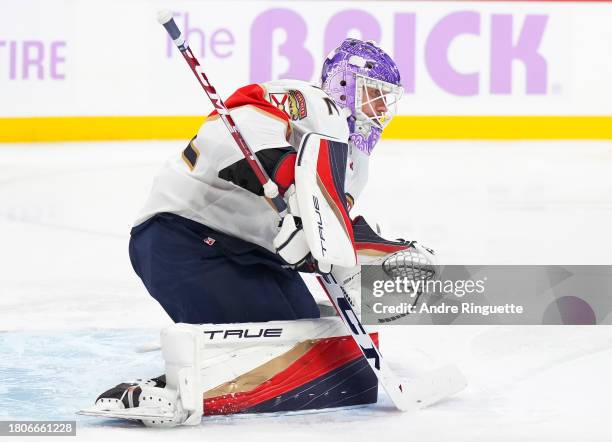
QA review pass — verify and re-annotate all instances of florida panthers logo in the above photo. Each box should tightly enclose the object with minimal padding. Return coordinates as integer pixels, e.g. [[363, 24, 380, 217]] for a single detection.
[[287, 90, 307, 120], [268, 91, 307, 121]]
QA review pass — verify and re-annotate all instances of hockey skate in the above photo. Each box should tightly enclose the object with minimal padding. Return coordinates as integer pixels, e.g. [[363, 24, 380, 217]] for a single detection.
[[78, 375, 190, 427]]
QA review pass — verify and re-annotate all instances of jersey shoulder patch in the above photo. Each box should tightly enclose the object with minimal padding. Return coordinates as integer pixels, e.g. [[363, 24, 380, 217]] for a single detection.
[[265, 86, 308, 122], [263, 80, 349, 142]]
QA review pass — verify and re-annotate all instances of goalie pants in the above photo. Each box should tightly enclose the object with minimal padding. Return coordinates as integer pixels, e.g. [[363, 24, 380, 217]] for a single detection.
[[128, 213, 320, 324]]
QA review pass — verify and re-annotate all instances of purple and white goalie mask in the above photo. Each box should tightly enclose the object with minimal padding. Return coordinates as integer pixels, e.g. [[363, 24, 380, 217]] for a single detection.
[[321, 39, 403, 155]]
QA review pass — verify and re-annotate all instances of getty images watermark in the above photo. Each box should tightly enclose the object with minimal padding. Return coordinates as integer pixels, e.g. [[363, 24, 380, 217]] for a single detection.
[[370, 275, 524, 317], [361, 265, 612, 325]]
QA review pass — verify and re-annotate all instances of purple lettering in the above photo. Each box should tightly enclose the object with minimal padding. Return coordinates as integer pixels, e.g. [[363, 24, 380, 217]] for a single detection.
[[184, 12, 205, 58], [425, 11, 480, 96], [324, 10, 381, 56], [393, 13, 416, 94], [0, 41, 5, 79], [250, 8, 314, 82], [210, 29, 234, 58], [491, 15, 548, 94], [50, 41, 66, 80], [10, 41, 17, 80], [22, 41, 44, 80]]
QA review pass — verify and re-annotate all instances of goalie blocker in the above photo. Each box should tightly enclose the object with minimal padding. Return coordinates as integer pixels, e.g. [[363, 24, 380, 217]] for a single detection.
[[273, 133, 358, 273]]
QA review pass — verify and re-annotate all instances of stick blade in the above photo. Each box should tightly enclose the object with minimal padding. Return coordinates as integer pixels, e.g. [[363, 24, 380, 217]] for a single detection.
[[400, 365, 467, 411]]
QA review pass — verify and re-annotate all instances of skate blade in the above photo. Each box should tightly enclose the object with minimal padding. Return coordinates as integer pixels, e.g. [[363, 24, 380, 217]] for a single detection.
[[77, 406, 175, 421]]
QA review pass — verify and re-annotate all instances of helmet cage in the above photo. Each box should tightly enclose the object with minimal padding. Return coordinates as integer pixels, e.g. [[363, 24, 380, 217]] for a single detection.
[[353, 74, 403, 133]]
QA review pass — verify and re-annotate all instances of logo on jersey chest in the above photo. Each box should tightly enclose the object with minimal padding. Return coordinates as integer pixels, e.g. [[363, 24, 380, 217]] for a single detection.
[[269, 90, 307, 121]]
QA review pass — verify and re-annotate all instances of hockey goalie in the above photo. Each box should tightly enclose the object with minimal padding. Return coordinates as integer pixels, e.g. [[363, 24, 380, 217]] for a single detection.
[[85, 38, 443, 426]]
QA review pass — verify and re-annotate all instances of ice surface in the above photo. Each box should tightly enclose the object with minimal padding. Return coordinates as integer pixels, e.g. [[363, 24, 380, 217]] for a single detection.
[[0, 329, 163, 421], [0, 140, 611, 441]]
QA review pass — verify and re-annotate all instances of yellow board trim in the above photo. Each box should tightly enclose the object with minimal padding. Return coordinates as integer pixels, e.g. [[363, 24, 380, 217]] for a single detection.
[[384, 116, 612, 140], [0, 116, 205, 142], [0, 115, 611, 142]]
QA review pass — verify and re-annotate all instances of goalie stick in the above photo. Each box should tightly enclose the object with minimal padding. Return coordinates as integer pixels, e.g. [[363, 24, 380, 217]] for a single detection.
[[317, 273, 466, 410], [156, 10, 286, 216], [157, 10, 466, 413]]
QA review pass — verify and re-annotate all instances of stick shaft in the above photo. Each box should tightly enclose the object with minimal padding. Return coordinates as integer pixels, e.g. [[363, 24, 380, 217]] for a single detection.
[[317, 274, 413, 411], [159, 12, 287, 215]]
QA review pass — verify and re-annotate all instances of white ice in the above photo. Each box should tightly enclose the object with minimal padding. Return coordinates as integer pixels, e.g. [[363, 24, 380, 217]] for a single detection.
[[1, 140, 611, 441]]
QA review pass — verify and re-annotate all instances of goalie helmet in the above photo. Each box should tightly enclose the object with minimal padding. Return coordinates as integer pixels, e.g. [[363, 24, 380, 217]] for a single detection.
[[320, 38, 403, 155]]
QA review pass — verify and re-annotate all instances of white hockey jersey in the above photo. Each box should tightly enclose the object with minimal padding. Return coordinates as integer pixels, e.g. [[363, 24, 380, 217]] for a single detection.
[[134, 80, 370, 252]]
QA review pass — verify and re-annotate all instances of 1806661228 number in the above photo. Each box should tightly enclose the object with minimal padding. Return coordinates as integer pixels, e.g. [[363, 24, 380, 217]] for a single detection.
[[0, 421, 76, 436]]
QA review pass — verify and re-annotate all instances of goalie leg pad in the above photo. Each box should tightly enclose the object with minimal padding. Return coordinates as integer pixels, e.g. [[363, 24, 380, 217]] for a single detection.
[[162, 318, 379, 417]]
